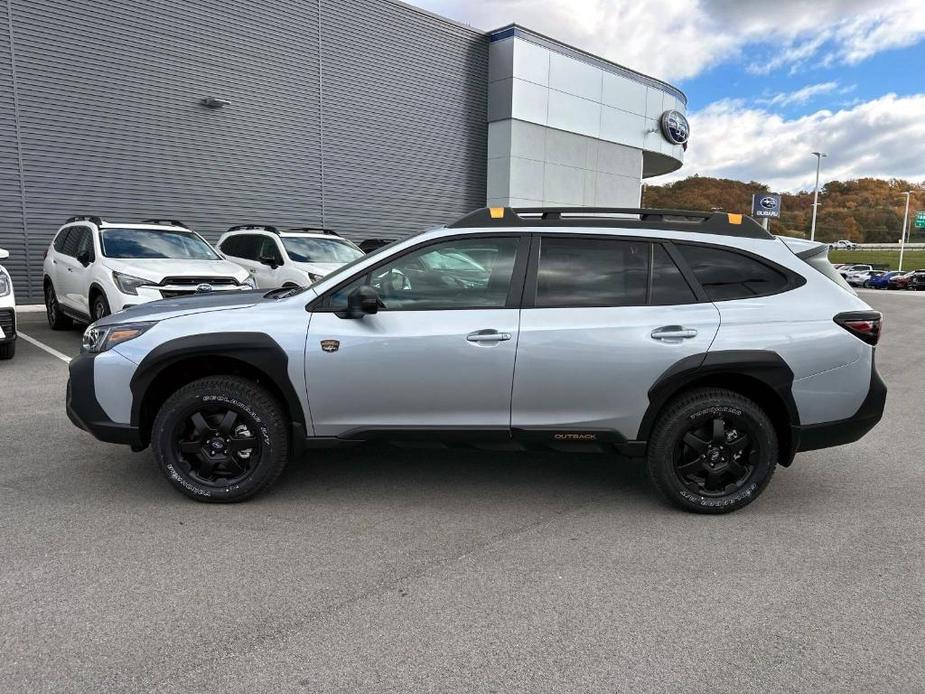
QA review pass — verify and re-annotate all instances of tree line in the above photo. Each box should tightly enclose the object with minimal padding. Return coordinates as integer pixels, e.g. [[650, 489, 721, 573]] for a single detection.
[[641, 176, 925, 242]]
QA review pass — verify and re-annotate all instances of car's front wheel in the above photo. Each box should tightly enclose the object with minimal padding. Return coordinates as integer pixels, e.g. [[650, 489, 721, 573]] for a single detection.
[[151, 376, 290, 502], [647, 388, 778, 513], [92, 293, 110, 321]]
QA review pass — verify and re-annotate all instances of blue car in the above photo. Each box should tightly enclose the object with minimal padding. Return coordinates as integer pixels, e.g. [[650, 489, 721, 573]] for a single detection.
[[868, 271, 901, 289]]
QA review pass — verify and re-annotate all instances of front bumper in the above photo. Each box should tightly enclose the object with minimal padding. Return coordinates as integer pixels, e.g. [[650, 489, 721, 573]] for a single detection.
[[66, 351, 141, 446], [0, 307, 16, 342], [792, 354, 887, 452]]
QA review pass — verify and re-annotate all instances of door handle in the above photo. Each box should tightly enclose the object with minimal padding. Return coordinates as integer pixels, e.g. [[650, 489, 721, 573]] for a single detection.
[[466, 329, 512, 343], [651, 326, 698, 340]]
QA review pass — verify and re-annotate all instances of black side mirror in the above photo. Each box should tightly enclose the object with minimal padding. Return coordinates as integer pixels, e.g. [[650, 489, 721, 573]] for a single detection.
[[259, 255, 279, 269], [345, 285, 384, 318], [76, 250, 91, 266]]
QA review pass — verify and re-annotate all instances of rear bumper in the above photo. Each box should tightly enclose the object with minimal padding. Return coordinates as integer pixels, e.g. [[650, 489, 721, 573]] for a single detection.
[[66, 352, 141, 446], [792, 354, 886, 453]]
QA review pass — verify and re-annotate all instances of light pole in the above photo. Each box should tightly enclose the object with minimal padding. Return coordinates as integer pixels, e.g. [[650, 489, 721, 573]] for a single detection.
[[898, 191, 911, 272], [809, 151, 827, 241]]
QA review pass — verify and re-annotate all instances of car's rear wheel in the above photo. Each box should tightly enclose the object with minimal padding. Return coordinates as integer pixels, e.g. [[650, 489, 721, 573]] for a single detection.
[[0, 340, 14, 360], [44, 283, 73, 330], [647, 388, 778, 514], [151, 376, 289, 502]]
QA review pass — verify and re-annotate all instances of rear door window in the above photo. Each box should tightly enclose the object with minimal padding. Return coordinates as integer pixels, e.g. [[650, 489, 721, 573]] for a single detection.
[[650, 244, 697, 305], [535, 237, 648, 308]]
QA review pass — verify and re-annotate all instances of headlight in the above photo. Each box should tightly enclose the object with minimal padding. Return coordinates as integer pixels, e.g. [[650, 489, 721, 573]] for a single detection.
[[305, 271, 323, 283], [112, 271, 151, 296], [0, 270, 9, 298], [82, 322, 155, 353], [241, 276, 256, 289]]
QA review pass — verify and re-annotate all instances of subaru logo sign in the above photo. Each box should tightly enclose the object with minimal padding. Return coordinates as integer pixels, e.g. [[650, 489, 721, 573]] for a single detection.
[[751, 193, 782, 219], [759, 196, 778, 211], [659, 110, 690, 146], [196, 283, 213, 293]]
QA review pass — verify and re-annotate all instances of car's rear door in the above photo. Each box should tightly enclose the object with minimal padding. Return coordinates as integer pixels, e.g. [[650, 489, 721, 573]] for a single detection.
[[510, 235, 721, 442], [305, 234, 528, 437]]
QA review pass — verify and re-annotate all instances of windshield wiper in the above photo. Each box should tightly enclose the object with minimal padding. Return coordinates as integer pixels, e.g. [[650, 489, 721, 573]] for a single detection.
[[263, 286, 308, 300]]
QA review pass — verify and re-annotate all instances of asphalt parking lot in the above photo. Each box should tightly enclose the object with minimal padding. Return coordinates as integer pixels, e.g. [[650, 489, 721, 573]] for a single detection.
[[1, 291, 923, 693]]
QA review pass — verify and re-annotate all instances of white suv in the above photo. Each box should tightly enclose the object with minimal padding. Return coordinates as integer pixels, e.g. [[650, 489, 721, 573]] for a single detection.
[[43, 217, 254, 327], [0, 247, 16, 360], [217, 225, 364, 288]]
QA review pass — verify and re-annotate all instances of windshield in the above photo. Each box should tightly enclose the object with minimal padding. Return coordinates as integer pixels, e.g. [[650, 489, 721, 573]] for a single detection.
[[101, 228, 219, 260], [281, 237, 363, 264]]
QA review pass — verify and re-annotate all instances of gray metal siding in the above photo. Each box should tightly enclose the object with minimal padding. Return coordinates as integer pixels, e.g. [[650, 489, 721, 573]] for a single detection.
[[0, 0, 488, 302]]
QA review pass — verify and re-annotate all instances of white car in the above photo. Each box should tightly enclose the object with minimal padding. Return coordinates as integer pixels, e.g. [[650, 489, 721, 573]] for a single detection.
[[0, 247, 16, 360], [43, 217, 254, 327], [217, 225, 364, 288], [830, 240, 858, 250]]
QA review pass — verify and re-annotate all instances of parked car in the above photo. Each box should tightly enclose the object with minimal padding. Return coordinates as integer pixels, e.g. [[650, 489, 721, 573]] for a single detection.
[[66, 206, 886, 514], [846, 270, 886, 287], [0, 247, 16, 359], [909, 270, 925, 291], [888, 271, 915, 290], [217, 225, 364, 288], [830, 240, 858, 250], [358, 238, 396, 253], [839, 264, 872, 278], [43, 217, 254, 327], [867, 271, 902, 289]]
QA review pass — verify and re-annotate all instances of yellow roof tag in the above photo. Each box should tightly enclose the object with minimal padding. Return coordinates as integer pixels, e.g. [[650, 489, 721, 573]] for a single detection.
[[727, 213, 743, 225], [489, 207, 505, 219]]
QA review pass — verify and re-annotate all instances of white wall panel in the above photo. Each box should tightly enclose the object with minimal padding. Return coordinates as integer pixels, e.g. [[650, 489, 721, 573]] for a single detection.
[[512, 39, 550, 86], [547, 90, 599, 138], [548, 52, 601, 101], [602, 72, 647, 115]]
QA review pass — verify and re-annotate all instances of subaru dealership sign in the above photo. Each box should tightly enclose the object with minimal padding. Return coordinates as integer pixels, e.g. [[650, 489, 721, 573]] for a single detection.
[[751, 193, 781, 218]]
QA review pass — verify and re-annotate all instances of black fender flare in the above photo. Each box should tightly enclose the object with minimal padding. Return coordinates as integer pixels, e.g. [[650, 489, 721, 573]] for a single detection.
[[637, 350, 799, 462], [129, 332, 307, 437]]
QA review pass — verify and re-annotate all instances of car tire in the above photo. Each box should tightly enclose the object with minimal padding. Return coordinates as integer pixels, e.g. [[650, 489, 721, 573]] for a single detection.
[[151, 376, 289, 503], [0, 340, 14, 360], [44, 283, 73, 330], [863, 281, 870, 288], [91, 292, 110, 321], [646, 387, 778, 514]]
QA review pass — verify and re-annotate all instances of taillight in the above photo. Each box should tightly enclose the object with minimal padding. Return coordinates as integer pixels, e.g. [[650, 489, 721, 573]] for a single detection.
[[834, 311, 882, 345]]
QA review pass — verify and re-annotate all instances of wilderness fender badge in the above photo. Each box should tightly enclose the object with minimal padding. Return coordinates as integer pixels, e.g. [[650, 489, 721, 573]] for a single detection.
[[320, 339, 340, 353]]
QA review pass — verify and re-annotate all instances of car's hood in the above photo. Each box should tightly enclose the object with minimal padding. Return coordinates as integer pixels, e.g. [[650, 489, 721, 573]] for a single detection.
[[290, 260, 346, 277], [94, 289, 271, 326], [103, 258, 249, 282]]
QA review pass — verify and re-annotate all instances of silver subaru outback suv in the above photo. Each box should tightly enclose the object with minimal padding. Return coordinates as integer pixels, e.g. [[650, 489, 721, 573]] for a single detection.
[[66, 207, 886, 513]]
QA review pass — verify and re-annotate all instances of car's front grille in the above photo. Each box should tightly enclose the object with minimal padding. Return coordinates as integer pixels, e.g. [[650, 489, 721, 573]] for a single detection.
[[159, 276, 239, 286], [0, 308, 15, 338]]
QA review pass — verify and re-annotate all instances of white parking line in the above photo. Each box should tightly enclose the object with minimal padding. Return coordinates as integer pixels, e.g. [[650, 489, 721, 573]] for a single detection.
[[18, 331, 72, 363]]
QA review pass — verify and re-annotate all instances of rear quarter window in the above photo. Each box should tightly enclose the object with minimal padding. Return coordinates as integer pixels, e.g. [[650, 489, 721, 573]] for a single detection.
[[677, 244, 793, 301]]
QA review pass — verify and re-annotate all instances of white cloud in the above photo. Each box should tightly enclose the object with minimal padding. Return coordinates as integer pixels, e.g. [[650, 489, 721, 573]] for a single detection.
[[410, 0, 925, 82], [657, 93, 925, 191], [756, 82, 840, 107]]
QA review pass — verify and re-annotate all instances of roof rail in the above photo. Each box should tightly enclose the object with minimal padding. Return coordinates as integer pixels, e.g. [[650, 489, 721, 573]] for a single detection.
[[226, 224, 280, 234], [285, 227, 340, 236], [65, 215, 103, 226], [447, 207, 773, 240], [141, 218, 187, 228]]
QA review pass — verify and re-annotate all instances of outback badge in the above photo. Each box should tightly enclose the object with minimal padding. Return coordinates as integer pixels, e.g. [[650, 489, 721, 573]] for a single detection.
[[320, 339, 340, 353]]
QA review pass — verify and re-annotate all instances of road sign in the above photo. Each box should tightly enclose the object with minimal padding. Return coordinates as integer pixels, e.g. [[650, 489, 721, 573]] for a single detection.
[[915, 211, 925, 229], [751, 193, 781, 218]]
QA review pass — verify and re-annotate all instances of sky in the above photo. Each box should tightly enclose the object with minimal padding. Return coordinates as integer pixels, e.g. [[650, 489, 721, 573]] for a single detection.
[[408, 0, 925, 192]]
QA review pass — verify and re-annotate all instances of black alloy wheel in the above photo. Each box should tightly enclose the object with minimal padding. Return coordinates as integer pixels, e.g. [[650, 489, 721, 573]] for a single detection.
[[174, 405, 261, 487], [673, 414, 756, 497], [647, 388, 777, 513]]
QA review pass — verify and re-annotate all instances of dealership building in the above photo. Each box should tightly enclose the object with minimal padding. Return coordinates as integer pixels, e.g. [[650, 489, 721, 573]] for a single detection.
[[0, 0, 687, 302]]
